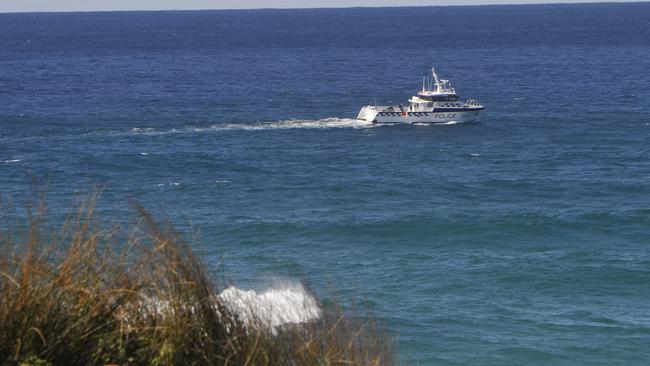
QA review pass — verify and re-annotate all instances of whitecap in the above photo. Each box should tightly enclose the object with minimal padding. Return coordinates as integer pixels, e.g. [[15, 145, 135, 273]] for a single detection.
[[126, 283, 320, 334], [155, 182, 181, 187], [3, 159, 20, 163], [130, 127, 155, 133], [217, 283, 321, 331]]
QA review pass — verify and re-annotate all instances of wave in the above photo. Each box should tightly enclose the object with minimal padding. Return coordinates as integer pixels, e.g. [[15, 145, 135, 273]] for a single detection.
[[132, 282, 321, 333], [217, 282, 321, 331]]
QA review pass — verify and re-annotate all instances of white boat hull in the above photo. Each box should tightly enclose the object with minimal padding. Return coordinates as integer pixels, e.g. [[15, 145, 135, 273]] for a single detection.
[[357, 106, 483, 124]]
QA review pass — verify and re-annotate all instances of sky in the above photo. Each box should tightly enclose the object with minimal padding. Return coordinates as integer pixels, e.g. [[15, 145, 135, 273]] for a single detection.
[[0, 0, 639, 12]]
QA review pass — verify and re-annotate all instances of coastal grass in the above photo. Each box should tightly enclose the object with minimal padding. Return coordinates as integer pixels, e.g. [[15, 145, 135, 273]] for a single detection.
[[0, 197, 393, 366]]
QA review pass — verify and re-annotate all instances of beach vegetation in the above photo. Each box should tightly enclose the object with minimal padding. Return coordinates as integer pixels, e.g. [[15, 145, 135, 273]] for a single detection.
[[0, 195, 393, 366]]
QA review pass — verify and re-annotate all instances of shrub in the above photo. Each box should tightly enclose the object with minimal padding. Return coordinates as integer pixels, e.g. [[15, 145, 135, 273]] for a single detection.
[[0, 196, 393, 365]]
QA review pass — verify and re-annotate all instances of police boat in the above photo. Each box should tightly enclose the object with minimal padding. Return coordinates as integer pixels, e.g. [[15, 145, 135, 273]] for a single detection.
[[357, 66, 484, 124]]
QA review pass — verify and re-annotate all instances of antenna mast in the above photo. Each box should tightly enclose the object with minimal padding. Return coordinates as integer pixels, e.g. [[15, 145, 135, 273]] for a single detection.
[[431, 66, 441, 93]]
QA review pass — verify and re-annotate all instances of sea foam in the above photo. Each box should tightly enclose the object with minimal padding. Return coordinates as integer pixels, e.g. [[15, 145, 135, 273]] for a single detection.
[[217, 283, 321, 330], [209, 118, 374, 131], [125, 118, 375, 136], [128, 283, 320, 334]]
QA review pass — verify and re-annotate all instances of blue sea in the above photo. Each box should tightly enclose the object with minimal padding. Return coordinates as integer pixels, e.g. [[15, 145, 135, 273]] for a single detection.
[[2, 3, 650, 364]]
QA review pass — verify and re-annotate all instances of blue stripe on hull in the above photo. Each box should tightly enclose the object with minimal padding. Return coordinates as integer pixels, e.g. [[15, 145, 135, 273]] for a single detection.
[[371, 121, 478, 125], [432, 107, 485, 112], [372, 112, 481, 123], [376, 107, 484, 116]]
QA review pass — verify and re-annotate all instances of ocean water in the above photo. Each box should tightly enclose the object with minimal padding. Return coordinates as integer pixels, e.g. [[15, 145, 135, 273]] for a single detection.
[[2, 3, 650, 364]]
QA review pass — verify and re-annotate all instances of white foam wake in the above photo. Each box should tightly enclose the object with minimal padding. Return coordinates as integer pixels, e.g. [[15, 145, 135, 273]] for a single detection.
[[126, 118, 374, 136], [210, 118, 373, 131], [217, 283, 321, 330]]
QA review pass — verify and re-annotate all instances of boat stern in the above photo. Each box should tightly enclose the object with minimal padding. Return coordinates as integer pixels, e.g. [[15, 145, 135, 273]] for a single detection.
[[357, 106, 378, 122]]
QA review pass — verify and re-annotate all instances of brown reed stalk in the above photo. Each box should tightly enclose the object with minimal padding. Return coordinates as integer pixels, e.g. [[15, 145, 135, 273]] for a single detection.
[[0, 197, 394, 366]]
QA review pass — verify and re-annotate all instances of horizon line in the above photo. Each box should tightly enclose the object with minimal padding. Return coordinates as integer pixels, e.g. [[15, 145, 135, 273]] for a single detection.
[[0, 1, 644, 14]]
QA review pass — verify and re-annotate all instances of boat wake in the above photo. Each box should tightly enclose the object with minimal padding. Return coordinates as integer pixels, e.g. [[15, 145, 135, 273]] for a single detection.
[[212, 118, 374, 131], [124, 117, 473, 137], [412, 120, 461, 126], [127, 118, 375, 136]]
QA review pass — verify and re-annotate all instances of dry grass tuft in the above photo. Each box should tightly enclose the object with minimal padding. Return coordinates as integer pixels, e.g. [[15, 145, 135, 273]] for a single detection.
[[0, 197, 394, 366]]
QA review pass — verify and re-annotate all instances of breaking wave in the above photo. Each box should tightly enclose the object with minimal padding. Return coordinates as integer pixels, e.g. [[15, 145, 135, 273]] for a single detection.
[[132, 283, 321, 333], [217, 283, 321, 330]]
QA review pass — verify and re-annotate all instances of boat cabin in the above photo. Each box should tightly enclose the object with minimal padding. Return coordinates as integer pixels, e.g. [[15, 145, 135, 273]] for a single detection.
[[406, 67, 464, 111]]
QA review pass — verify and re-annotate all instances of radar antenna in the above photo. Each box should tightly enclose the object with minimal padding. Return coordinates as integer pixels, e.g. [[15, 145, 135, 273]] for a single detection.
[[431, 66, 442, 93]]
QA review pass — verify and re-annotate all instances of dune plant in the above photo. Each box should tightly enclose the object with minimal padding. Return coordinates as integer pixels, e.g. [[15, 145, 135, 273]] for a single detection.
[[0, 196, 393, 366]]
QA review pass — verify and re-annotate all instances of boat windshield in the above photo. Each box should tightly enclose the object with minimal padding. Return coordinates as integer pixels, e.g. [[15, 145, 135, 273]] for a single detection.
[[417, 94, 459, 102]]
